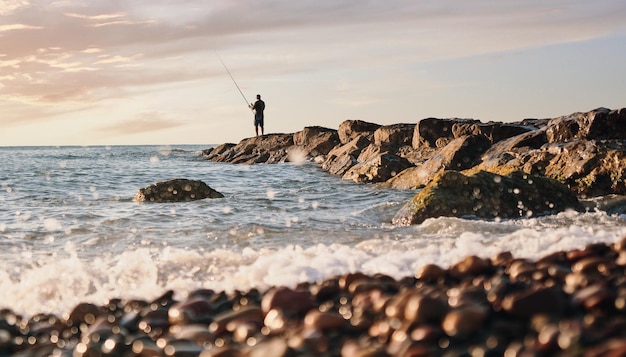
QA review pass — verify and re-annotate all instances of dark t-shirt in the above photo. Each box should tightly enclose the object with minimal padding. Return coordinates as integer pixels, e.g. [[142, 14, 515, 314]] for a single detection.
[[253, 100, 265, 117], [253, 99, 265, 125]]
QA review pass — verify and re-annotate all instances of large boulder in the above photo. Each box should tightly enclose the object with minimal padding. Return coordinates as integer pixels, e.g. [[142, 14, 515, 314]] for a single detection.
[[338, 120, 381, 144], [386, 135, 492, 189], [357, 144, 387, 163], [134, 179, 224, 203], [392, 170, 583, 225], [321, 136, 371, 176], [204, 134, 294, 164], [475, 139, 626, 197], [374, 123, 415, 148], [396, 145, 438, 165], [472, 108, 626, 197], [414, 118, 480, 148], [540, 140, 626, 197], [292, 126, 340, 159], [382, 166, 430, 190], [343, 153, 413, 183], [452, 122, 533, 145], [414, 118, 534, 149], [546, 108, 626, 143], [202, 143, 236, 160]]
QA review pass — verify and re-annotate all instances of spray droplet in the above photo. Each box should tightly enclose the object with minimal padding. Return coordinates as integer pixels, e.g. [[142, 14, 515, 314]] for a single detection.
[[43, 218, 62, 231]]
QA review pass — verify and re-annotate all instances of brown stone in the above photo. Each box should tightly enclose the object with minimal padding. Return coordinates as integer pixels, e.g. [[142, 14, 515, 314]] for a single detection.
[[321, 136, 371, 176], [571, 256, 614, 275], [507, 260, 537, 282], [449, 255, 491, 278], [246, 338, 291, 357], [292, 126, 340, 158], [373, 123, 415, 148], [473, 108, 626, 197], [387, 134, 492, 189], [66, 302, 103, 326], [343, 153, 413, 183], [415, 264, 447, 282], [404, 295, 449, 323], [338, 119, 381, 144], [261, 287, 314, 316], [441, 304, 489, 338], [384, 166, 431, 190], [210, 306, 263, 335], [572, 284, 616, 312], [205, 134, 294, 164], [492, 251, 514, 267], [303, 310, 346, 331], [414, 118, 479, 148], [502, 286, 565, 318], [545, 107, 626, 142], [202, 143, 236, 159], [168, 298, 213, 325]]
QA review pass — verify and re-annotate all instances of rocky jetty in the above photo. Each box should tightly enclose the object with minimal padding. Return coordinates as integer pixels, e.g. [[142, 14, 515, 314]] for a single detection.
[[134, 179, 224, 202], [6, 238, 626, 356], [203, 107, 626, 222]]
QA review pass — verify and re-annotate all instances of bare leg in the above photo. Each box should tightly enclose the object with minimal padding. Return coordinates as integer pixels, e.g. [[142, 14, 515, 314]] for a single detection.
[[255, 126, 259, 137], [261, 126, 264, 135]]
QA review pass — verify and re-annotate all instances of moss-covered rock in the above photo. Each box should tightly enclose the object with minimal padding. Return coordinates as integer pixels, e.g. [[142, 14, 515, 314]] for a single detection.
[[392, 170, 583, 225]]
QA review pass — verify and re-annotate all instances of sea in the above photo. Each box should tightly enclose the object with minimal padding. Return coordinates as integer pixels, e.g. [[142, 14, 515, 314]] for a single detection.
[[1, 145, 626, 318]]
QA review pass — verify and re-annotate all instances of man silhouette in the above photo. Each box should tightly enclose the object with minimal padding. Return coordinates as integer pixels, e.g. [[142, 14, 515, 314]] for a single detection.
[[250, 94, 265, 136]]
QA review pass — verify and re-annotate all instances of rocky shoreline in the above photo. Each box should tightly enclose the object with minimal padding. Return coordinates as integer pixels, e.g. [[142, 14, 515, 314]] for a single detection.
[[203, 107, 626, 222], [4, 238, 626, 356]]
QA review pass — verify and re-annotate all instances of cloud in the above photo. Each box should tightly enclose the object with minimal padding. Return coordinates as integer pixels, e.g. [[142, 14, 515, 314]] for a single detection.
[[0, 0, 30, 15], [63, 12, 125, 20], [0, 24, 42, 32], [98, 112, 186, 136]]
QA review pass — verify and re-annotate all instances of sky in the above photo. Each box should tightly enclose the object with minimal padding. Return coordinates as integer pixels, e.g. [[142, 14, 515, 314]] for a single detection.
[[1, 1, 626, 146]]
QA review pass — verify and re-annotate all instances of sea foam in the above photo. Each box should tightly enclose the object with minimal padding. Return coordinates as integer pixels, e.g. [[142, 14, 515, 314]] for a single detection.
[[1, 212, 624, 317]]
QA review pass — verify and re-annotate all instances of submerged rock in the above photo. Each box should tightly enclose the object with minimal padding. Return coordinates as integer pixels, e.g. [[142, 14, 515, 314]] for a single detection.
[[134, 179, 224, 202], [392, 170, 583, 225]]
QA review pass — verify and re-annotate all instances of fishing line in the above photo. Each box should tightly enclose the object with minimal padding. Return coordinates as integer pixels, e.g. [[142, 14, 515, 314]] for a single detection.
[[215, 51, 252, 110]]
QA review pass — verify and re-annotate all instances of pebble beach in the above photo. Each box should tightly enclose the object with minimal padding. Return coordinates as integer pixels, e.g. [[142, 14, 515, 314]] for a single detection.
[[5, 237, 626, 356]]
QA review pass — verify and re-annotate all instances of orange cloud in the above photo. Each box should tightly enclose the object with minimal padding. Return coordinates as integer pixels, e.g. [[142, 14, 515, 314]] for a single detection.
[[0, 24, 42, 32], [63, 12, 125, 20]]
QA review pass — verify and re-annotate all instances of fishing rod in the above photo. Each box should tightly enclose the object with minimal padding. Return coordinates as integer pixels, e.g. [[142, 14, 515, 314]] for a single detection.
[[215, 51, 252, 110]]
